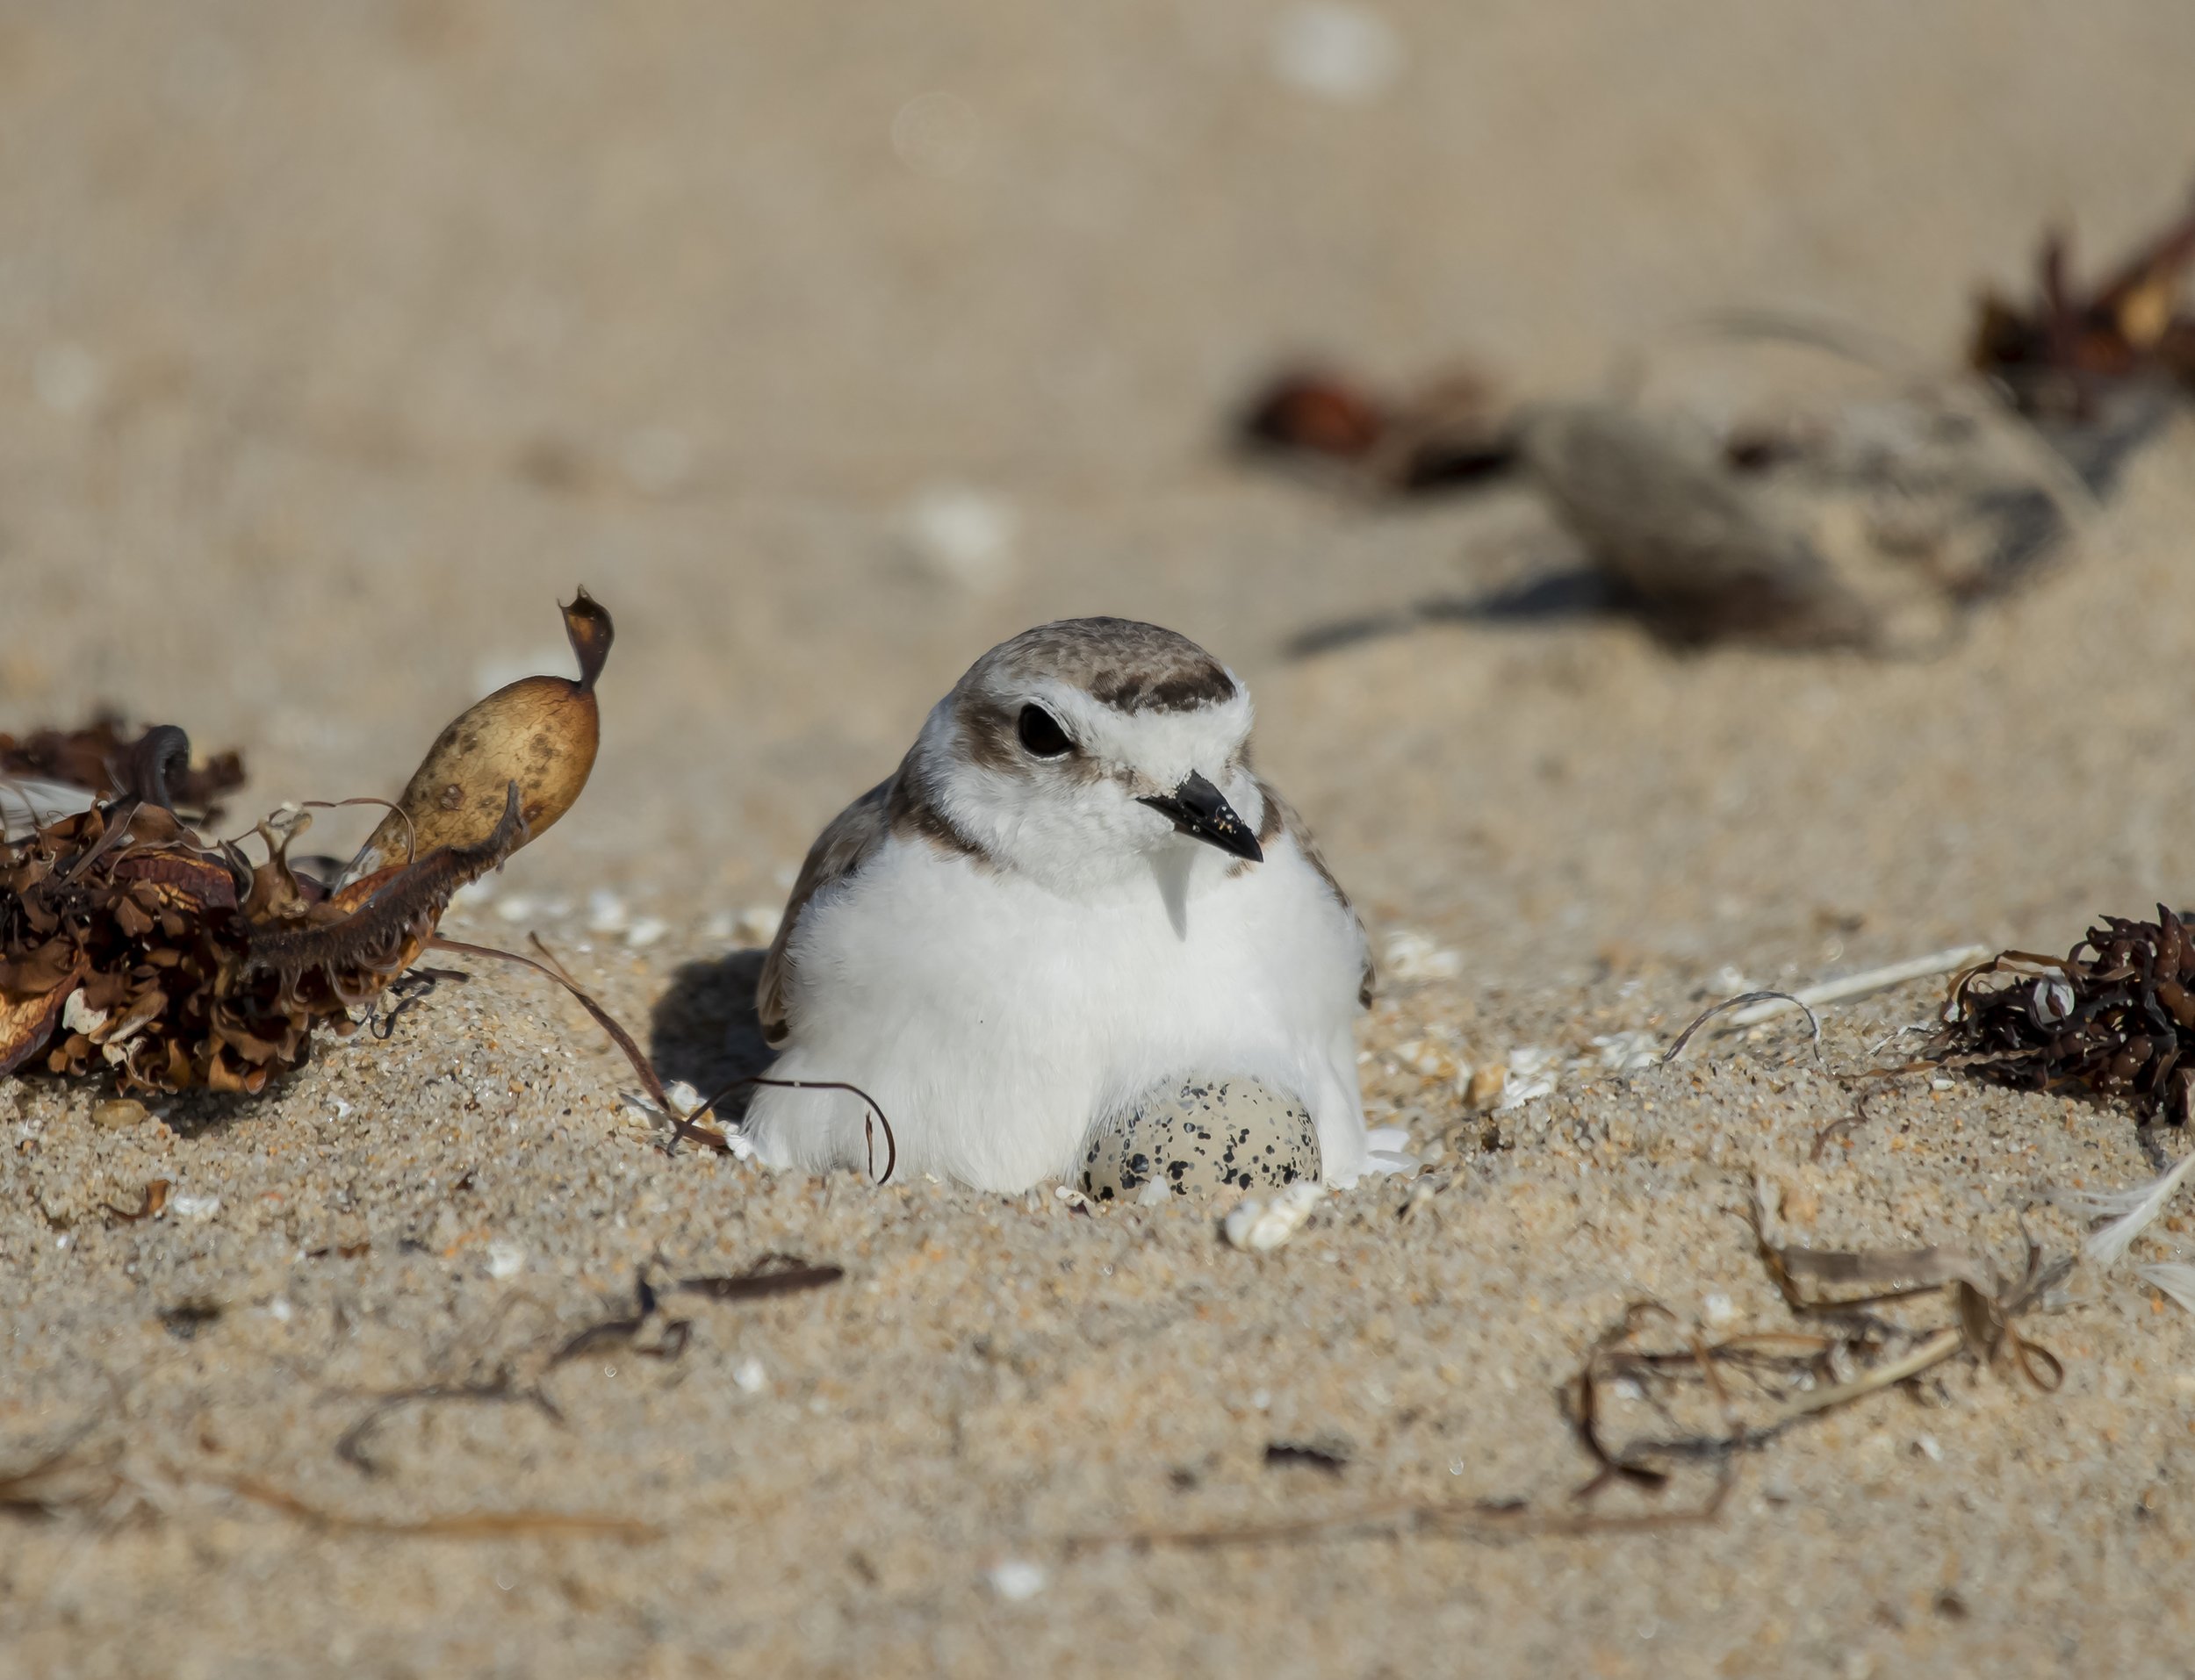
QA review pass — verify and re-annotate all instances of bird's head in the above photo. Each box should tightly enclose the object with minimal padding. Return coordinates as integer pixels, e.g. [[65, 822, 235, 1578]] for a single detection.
[[910, 617, 1264, 892]]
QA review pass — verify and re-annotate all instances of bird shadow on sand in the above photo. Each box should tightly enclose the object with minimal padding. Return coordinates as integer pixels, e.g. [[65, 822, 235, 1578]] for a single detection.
[[648, 946, 776, 1123], [1285, 568, 1625, 657]]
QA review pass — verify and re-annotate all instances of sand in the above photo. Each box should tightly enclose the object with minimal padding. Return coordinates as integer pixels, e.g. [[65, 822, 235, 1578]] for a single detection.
[[7, 4, 2195, 1675]]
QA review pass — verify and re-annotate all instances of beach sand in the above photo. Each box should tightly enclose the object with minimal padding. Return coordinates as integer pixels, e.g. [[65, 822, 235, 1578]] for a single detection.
[[6, 4, 2195, 1674]]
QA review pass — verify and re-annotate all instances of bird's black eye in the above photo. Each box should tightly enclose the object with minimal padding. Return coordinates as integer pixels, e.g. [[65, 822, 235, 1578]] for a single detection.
[[1017, 704, 1074, 757]]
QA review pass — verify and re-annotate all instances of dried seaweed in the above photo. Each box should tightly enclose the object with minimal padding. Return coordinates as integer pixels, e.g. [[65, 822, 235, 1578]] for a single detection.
[[1576, 1205, 2067, 1489], [1810, 1092, 1879, 1162], [429, 934, 680, 1117], [1928, 905, 2195, 1128], [1064, 1467, 1734, 1555], [0, 1423, 123, 1519], [212, 1474, 659, 1542], [1662, 989, 1823, 1064], [547, 1274, 692, 1369], [0, 1424, 653, 1539], [675, 1257, 845, 1302], [335, 1262, 840, 1477], [335, 1379, 564, 1478], [1070, 1201, 2067, 1554], [157, 1299, 226, 1341], [0, 592, 612, 1100], [0, 770, 524, 1093], [687, 1071, 900, 1184], [1263, 1440, 1349, 1475]]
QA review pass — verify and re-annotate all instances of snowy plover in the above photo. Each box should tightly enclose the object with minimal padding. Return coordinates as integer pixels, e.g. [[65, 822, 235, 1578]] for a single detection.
[[743, 617, 1406, 1193]]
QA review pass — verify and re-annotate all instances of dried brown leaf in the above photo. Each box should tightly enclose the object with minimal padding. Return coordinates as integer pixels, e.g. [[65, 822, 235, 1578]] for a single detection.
[[0, 972, 80, 1076]]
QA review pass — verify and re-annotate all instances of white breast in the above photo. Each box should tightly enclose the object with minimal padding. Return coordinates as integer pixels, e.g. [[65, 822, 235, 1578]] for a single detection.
[[741, 831, 1370, 1192]]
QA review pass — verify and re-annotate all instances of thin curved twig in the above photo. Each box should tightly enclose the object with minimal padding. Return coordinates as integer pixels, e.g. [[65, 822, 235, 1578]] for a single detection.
[[426, 935, 900, 1184], [1661, 991, 1824, 1066], [684, 1076, 898, 1186]]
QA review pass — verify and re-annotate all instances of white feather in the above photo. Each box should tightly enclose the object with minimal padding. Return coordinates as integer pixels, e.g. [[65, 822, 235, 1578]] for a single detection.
[[1, 778, 94, 842], [2061, 1150, 2195, 1269], [2136, 1262, 2195, 1315]]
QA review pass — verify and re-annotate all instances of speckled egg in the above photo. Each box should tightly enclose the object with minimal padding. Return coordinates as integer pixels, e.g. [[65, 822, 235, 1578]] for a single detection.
[[1077, 1075, 1321, 1204]]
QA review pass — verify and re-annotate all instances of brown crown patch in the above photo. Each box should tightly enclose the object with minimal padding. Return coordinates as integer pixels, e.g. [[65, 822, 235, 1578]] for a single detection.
[[1089, 663, 1237, 713], [979, 617, 1237, 714]]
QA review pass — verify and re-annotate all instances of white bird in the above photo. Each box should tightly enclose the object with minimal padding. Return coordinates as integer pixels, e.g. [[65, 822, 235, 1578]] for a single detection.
[[742, 617, 1407, 1193]]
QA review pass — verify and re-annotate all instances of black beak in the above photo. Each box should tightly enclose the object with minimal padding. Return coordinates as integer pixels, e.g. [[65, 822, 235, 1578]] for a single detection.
[[1137, 772, 1263, 864]]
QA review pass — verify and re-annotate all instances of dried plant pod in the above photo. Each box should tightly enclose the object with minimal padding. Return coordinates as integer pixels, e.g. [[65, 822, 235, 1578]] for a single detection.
[[342, 589, 611, 885]]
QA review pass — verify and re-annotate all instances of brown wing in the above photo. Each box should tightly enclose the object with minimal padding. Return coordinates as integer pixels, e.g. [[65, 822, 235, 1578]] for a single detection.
[[756, 777, 892, 1046], [1256, 777, 1375, 1009]]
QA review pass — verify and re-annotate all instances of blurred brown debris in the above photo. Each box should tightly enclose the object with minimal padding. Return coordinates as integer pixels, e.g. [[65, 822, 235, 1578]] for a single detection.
[[1251, 190, 2195, 654], [1516, 405, 1881, 650], [0, 714, 244, 818], [1970, 189, 2195, 424], [1279, 382, 2093, 656], [1236, 364, 1517, 494]]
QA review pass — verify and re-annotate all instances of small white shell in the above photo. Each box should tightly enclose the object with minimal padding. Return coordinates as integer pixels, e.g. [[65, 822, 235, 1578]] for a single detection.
[[1223, 1181, 1326, 1251], [1078, 1074, 1321, 1204], [2030, 975, 2076, 1028]]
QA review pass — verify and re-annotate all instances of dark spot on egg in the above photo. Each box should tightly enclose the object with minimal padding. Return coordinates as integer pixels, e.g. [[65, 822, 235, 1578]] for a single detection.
[[1076, 1074, 1321, 1202]]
